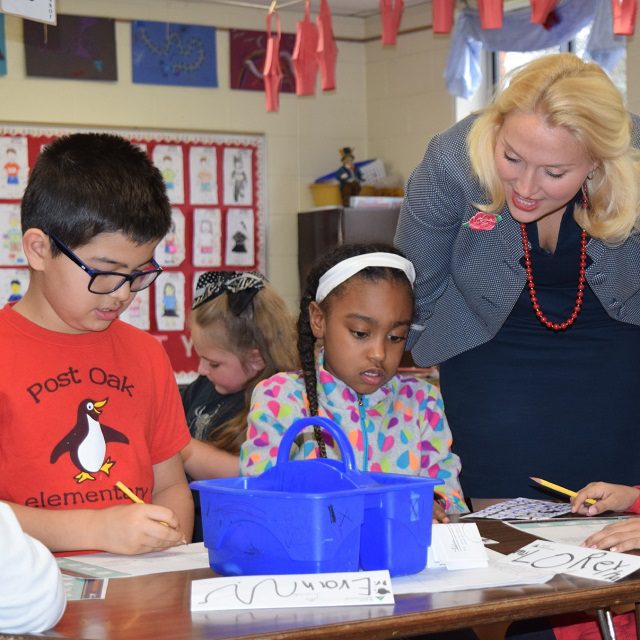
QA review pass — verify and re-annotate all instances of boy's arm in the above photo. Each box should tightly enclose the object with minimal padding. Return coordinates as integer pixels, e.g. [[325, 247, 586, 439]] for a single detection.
[[10, 454, 192, 554], [152, 452, 194, 543], [10, 499, 186, 554], [182, 438, 240, 480]]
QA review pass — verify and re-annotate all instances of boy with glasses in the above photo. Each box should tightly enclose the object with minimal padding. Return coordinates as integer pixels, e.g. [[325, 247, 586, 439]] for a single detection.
[[0, 133, 193, 554]]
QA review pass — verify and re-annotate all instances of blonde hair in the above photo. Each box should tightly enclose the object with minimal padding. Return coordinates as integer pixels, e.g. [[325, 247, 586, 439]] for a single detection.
[[189, 283, 299, 453], [468, 52, 640, 244]]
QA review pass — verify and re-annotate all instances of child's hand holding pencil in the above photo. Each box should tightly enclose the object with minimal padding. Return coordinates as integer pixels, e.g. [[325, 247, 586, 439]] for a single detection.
[[570, 481, 640, 517], [114, 481, 187, 551]]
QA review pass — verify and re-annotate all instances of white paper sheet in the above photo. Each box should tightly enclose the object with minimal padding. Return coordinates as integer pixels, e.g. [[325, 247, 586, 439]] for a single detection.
[[462, 497, 573, 520], [428, 523, 488, 570], [504, 517, 630, 547], [57, 542, 210, 578], [392, 548, 553, 595], [505, 539, 640, 582], [191, 570, 394, 611]]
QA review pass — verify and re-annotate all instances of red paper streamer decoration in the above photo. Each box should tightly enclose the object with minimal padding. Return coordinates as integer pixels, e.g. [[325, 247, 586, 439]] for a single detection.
[[293, 0, 319, 96], [263, 8, 283, 112], [612, 0, 637, 35], [316, 0, 338, 91], [530, 0, 558, 24], [380, 0, 404, 45], [478, 0, 504, 29], [432, 0, 455, 33]]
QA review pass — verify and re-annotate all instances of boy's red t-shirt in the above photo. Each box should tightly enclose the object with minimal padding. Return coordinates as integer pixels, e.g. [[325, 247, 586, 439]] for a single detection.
[[0, 305, 190, 512]]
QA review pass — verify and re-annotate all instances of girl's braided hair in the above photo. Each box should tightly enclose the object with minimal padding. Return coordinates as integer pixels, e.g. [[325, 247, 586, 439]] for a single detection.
[[297, 242, 415, 454]]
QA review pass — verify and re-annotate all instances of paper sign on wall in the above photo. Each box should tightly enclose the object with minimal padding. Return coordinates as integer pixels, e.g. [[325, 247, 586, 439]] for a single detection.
[[1, 0, 56, 25]]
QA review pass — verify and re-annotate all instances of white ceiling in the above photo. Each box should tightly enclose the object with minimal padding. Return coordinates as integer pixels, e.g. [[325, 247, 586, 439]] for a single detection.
[[186, 0, 429, 19]]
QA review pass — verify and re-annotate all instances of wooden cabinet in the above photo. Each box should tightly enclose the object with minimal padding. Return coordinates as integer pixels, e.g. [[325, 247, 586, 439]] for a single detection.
[[297, 205, 401, 287]]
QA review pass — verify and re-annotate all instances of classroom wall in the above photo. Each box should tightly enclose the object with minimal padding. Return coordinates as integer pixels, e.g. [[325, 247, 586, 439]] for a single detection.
[[0, 0, 371, 310], [1, 1, 638, 310], [364, 3, 455, 181]]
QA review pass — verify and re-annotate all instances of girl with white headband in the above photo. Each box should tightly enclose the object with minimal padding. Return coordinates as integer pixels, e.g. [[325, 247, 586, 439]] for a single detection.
[[240, 243, 467, 521]]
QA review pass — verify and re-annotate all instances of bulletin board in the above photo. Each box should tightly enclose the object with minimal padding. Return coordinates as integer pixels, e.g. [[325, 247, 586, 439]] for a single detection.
[[0, 123, 266, 383]]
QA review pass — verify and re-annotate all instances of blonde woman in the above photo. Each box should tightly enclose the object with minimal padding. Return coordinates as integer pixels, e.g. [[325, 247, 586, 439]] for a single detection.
[[396, 53, 640, 501]]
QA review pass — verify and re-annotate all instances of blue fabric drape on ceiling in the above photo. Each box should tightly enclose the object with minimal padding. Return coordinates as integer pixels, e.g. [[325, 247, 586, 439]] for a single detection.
[[445, 0, 627, 99]]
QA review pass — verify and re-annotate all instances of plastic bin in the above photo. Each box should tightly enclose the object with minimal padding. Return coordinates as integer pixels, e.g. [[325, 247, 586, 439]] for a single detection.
[[191, 416, 441, 577]]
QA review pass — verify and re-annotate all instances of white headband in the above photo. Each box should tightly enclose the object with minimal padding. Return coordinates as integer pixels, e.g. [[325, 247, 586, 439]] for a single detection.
[[315, 252, 416, 303]]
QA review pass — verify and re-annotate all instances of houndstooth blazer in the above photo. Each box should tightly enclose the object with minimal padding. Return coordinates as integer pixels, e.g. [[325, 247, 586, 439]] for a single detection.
[[395, 114, 640, 367]]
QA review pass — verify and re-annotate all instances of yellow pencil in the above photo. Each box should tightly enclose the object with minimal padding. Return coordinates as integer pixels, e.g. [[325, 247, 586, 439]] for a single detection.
[[530, 476, 597, 505], [115, 480, 144, 504], [115, 480, 172, 528]]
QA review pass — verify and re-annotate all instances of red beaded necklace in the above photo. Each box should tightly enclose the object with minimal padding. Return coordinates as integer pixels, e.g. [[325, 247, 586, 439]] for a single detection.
[[519, 223, 588, 331]]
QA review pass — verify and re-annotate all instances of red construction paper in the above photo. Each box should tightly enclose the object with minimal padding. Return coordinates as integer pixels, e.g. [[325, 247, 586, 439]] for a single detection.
[[292, 0, 319, 97], [263, 10, 283, 112], [612, 0, 637, 35], [316, 0, 337, 91], [478, 0, 503, 29], [380, 0, 404, 45], [432, 0, 455, 33]]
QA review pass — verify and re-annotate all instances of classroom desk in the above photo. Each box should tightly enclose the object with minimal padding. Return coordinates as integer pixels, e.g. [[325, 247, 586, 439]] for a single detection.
[[33, 519, 640, 640]]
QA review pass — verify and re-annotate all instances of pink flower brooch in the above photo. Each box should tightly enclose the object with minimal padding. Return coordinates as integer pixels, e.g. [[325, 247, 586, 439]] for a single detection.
[[463, 212, 502, 231]]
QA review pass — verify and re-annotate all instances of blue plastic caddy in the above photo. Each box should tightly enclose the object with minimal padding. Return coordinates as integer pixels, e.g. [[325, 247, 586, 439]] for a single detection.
[[191, 416, 442, 577]]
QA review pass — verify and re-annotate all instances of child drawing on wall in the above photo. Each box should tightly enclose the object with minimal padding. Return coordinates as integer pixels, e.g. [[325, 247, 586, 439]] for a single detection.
[[4, 148, 20, 186], [231, 153, 247, 203]]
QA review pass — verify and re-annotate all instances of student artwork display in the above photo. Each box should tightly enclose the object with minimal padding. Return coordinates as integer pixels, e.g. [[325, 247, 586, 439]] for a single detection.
[[23, 14, 117, 81], [223, 147, 253, 205], [0, 137, 28, 199], [0, 14, 6, 76], [153, 144, 185, 204], [0, 123, 265, 383], [225, 208, 255, 266], [0, 203, 26, 264], [229, 28, 296, 93], [0, 267, 29, 303], [131, 20, 218, 88], [155, 271, 186, 332], [155, 209, 186, 268], [190, 146, 218, 205], [193, 209, 221, 267], [119, 288, 150, 331]]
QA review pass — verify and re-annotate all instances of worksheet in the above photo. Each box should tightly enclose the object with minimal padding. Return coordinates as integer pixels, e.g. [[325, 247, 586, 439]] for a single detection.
[[505, 517, 630, 546], [57, 542, 210, 578], [462, 497, 573, 520]]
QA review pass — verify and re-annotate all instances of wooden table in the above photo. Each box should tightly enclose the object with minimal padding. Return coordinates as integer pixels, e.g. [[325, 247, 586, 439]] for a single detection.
[[39, 520, 640, 640]]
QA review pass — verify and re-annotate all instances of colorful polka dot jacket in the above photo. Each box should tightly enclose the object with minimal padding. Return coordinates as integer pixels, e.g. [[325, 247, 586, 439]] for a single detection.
[[240, 352, 467, 513]]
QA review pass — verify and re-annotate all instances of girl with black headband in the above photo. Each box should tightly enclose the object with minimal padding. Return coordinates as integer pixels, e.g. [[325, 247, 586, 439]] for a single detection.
[[180, 271, 299, 541]]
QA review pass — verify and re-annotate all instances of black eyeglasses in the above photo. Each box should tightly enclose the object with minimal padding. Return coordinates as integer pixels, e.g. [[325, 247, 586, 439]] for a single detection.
[[48, 233, 163, 294]]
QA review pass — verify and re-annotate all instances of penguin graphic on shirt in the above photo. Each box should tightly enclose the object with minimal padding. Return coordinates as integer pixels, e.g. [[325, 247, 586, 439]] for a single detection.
[[50, 398, 129, 483]]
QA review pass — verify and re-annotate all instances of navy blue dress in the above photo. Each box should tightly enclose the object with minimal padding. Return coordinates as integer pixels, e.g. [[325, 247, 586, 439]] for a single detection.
[[440, 204, 640, 499]]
